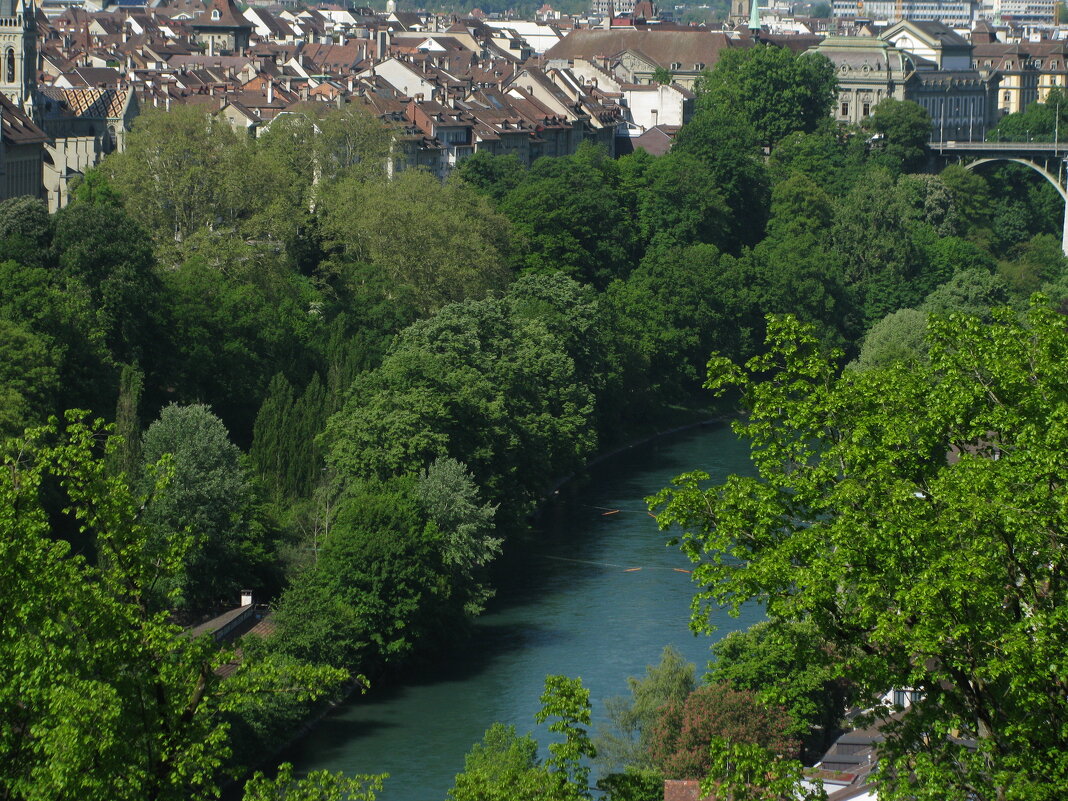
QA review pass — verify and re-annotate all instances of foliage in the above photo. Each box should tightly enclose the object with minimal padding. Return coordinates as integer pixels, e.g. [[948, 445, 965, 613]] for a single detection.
[[695, 47, 837, 148], [920, 268, 1010, 319], [652, 308, 1068, 799], [0, 318, 60, 439], [595, 645, 697, 772], [449, 676, 594, 801], [708, 620, 851, 752], [447, 723, 561, 801], [454, 151, 527, 202], [140, 403, 270, 615], [272, 476, 446, 672], [319, 168, 512, 314], [672, 106, 771, 249], [701, 738, 825, 801], [596, 767, 664, 801], [242, 762, 385, 801], [325, 274, 598, 514], [500, 144, 635, 288], [767, 129, 869, 196], [416, 457, 501, 615], [646, 683, 797, 779], [0, 195, 52, 265], [862, 99, 931, 173], [0, 414, 346, 801], [989, 89, 1068, 143], [848, 307, 929, 370]]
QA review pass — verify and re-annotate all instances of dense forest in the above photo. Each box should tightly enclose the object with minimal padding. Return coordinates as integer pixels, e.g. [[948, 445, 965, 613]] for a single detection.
[[3, 46, 1068, 801]]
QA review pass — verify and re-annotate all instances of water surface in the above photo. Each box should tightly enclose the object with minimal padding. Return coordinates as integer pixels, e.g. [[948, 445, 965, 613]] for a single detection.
[[284, 423, 762, 800]]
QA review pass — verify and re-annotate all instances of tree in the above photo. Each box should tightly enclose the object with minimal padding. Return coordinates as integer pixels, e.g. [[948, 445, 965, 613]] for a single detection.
[[499, 144, 635, 288], [831, 168, 934, 323], [595, 646, 696, 772], [319, 168, 512, 314], [141, 403, 269, 615], [0, 195, 52, 266], [672, 107, 771, 249], [701, 738, 825, 801], [52, 201, 163, 368], [652, 66, 673, 85], [325, 277, 598, 514], [454, 151, 527, 202], [920, 268, 1010, 320], [646, 683, 797, 779], [449, 675, 595, 801], [447, 724, 559, 801], [848, 307, 929, 370], [102, 105, 243, 241], [708, 620, 852, 754], [0, 414, 346, 801], [652, 307, 1068, 799], [272, 476, 450, 672], [695, 46, 837, 149], [989, 89, 1068, 143], [636, 151, 731, 250], [416, 457, 501, 615], [242, 763, 385, 801], [863, 99, 931, 173], [0, 318, 60, 439]]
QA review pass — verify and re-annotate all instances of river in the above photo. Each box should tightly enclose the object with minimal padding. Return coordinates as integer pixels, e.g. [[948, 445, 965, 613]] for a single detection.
[[282, 422, 763, 800]]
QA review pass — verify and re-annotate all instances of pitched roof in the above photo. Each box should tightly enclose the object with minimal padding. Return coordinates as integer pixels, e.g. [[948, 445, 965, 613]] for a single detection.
[[543, 29, 752, 71], [38, 86, 134, 119], [0, 93, 48, 146], [193, 0, 253, 30]]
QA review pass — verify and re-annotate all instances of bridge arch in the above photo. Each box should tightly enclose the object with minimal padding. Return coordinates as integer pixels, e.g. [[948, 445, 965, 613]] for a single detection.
[[964, 156, 1068, 254]]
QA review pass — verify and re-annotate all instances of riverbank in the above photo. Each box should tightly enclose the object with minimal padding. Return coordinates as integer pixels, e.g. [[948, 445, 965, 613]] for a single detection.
[[233, 402, 740, 791], [280, 422, 763, 801]]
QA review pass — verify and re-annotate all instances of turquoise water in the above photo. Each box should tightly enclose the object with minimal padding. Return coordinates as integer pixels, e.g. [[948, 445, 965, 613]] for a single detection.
[[283, 423, 762, 800]]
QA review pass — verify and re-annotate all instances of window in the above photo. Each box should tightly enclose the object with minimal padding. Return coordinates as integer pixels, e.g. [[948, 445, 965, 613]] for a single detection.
[[694, 62, 705, 70], [841, 101, 849, 116], [862, 101, 870, 116], [211, 8, 220, 19], [1004, 90, 1011, 101], [893, 689, 909, 707], [5, 48, 13, 84], [670, 62, 681, 70]]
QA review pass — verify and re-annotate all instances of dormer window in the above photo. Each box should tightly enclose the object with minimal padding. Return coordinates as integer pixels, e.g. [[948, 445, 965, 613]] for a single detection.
[[694, 62, 704, 70], [211, 9, 220, 19], [670, 62, 681, 70]]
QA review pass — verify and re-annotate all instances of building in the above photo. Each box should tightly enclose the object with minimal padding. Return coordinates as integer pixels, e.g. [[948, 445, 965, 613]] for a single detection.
[[811, 36, 913, 125], [543, 28, 754, 88], [831, 0, 979, 27], [0, 92, 47, 200]]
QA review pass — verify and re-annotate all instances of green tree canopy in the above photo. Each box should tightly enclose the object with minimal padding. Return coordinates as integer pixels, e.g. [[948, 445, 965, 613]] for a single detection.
[[653, 307, 1068, 799], [671, 106, 771, 249], [0, 415, 346, 801], [862, 98, 931, 173], [319, 168, 512, 314], [141, 403, 270, 615], [695, 46, 837, 148]]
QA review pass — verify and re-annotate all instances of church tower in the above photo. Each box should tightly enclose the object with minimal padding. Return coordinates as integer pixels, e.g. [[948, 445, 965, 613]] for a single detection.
[[729, 0, 748, 26], [0, 0, 36, 114]]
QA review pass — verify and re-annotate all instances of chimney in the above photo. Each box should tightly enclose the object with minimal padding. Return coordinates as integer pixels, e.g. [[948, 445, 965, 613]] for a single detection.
[[376, 29, 387, 60], [267, 80, 273, 103], [240, 590, 253, 607]]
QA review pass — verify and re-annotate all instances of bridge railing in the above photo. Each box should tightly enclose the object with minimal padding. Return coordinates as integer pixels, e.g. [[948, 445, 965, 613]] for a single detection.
[[931, 140, 1068, 155]]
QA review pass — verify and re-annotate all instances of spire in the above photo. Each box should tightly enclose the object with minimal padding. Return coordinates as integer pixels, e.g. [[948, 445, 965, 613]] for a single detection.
[[748, 0, 760, 34]]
